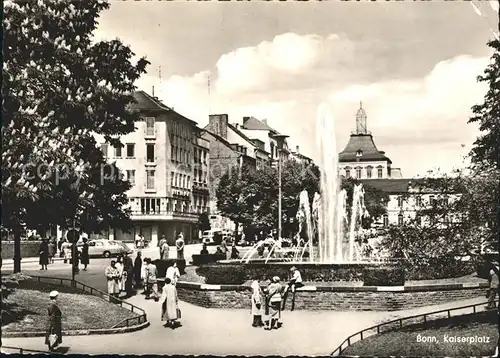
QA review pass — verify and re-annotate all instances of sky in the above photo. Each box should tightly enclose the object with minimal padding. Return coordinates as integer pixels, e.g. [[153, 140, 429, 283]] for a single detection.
[[94, 1, 499, 178]]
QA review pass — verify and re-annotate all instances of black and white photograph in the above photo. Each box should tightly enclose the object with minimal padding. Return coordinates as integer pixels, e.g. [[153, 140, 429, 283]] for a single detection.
[[1, 0, 499, 356]]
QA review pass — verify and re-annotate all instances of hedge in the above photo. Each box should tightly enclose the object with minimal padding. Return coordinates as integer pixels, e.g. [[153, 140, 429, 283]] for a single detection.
[[363, 266, 405, 286]]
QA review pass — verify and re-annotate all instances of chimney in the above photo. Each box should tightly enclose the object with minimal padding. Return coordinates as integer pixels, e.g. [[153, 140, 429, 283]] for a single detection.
[[296, 145, 299, 153], [243, 116, 250, 127], [208, 114, 228, 139], [262, 119, 268, 125], [234, 123, 239, 129]]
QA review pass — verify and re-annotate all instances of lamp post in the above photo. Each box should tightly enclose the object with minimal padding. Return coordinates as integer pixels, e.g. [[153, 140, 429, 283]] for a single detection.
[[272, 134, 289, 240]]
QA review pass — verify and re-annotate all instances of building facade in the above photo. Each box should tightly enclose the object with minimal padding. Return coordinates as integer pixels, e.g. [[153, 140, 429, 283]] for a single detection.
[[239, 116, 290, 165], [94, 91, 207, 246], [339, 105, 402, 180]]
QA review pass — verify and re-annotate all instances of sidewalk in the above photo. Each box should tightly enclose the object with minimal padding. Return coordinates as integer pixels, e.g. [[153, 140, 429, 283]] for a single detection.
[[1, 292, 488, 355]]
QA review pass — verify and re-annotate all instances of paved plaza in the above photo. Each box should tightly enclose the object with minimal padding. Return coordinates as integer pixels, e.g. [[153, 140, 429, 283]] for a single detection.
[[1, 251, 489, 355]]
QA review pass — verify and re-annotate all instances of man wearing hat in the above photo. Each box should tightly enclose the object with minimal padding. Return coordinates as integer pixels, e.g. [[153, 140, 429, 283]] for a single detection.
[[45, 291, 62, 351], [487, 260, 499, 309]]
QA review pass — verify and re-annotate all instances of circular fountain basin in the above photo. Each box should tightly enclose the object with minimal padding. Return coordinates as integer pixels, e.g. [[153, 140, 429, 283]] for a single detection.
[[214, 259, 400, 284]]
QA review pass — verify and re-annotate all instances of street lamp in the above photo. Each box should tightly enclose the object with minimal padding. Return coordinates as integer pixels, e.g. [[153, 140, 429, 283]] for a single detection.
[[271, 134, 289, 241]]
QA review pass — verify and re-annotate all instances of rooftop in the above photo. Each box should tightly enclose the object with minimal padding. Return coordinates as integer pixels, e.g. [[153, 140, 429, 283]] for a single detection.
[[339, 134, 392, 163], [242, 116, 279, 134], [360, 179, 411, 193], [132, 90, 198, 125]]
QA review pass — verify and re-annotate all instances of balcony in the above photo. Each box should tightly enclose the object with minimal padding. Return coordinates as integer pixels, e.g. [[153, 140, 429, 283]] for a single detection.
[[192, 181, 209, 194], [130, 210, 199, 222]]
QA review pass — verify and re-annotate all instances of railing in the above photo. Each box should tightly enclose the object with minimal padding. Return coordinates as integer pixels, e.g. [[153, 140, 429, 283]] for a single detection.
[[331, 298, 499, 356], [1, 346, 58, 355], [29, 276, 147, 329]]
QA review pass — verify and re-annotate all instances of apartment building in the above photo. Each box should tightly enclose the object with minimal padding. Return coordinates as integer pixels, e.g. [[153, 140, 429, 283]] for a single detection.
[[94, 90, 208, 246]]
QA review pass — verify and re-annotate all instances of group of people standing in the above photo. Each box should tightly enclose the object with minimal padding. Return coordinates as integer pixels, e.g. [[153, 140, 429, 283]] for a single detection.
[[214, 238, 240, 259], [250, 266, 304, 330], [38, 237, 90, 271], [158, 233, 185, 260], [104, 252, 135, 300]]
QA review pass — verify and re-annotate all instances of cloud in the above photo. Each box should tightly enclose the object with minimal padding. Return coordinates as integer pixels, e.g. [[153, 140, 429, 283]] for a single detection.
[[214, 32, 353, 96], [330, 55, 488, 143]]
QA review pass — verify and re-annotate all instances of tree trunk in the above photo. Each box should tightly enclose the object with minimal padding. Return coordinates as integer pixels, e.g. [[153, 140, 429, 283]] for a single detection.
[[13, 227, 21, 273]]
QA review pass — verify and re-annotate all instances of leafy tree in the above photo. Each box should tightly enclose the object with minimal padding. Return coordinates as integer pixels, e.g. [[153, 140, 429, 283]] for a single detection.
[[468, 37, 500, 244], [197, 212, 211, 232], [381, 169, 499, 273], [468, 38, 500, 170], [342, 178, 390, 229], [215, 166, 248, 231], [2, 0, 148, 272]]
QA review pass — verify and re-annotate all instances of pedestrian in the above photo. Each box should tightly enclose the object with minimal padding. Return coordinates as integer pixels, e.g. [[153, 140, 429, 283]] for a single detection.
[[123, 251, 134, 296], [105, 260, 120, 303], [133, 251, 143, 289], [200, 244, 209, 255], [251, 280, 264, 327], [61, 240, 71, 264], [230, 242, 240, 260], [175, 233, 185, 260], [141, 257, 149, 294], [48, 238, 56, 264], [264, 276, 283, 330], [159, 235, 167, 260], [80, 238, 90, 271], [487, 260, 499, 309], [221, 238, 228, 258], [166, 261, 181, 286], [57, 238, 64, 258], [135, 233, 142, 249], [160, 277, 180, 328], [282, 266, 304, 311], [144, 258, 159, 301], [45, 291, 62, 351], [115, 255, 125, 293], [39, 238, 49, 270]]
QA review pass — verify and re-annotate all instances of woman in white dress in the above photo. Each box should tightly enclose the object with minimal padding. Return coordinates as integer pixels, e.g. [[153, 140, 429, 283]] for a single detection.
[[115, 255, 125, 292]]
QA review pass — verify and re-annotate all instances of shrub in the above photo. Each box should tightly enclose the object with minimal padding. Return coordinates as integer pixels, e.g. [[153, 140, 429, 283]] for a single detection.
[[404, 256, 477, 280], [195, 265, 246, 285], [363, 266, 405, 286]]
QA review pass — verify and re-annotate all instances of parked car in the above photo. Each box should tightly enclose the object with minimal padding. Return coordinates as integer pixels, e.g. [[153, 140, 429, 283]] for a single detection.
[[202, 229, 220, 245], [76, 239, 132, 258]]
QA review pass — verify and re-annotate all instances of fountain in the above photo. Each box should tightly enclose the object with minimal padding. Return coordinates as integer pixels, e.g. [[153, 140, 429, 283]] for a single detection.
[[213, 103, 398, 284]]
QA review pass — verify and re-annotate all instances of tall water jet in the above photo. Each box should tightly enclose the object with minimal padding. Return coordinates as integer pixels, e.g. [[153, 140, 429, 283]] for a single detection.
[[316, 103, 343, 262]]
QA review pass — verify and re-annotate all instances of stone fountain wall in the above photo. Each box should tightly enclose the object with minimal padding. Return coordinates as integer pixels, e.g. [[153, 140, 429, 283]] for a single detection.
[[175, 281, 488, 311]]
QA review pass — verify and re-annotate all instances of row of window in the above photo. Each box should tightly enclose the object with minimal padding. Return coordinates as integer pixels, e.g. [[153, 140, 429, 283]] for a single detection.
[[101, 143, 136, 158], [137, 197, 201, 215], [171, 145, 191, 164], [344, 167, 384, 179], [171, 172, 191, 189], [396, 196, 448, 208], [193, 147, 208, 165], [193, 168, 207, 184]]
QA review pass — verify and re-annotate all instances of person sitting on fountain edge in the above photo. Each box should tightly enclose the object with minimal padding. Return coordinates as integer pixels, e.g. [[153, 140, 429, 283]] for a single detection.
[[281, 266, 304, 311], [200, 244, 209, 255]]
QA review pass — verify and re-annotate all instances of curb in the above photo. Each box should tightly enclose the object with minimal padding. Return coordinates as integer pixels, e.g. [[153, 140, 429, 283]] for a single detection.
[[2, 321, 150, 338]]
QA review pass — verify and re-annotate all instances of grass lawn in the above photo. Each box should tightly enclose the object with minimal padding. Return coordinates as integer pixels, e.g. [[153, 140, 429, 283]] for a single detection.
[[2, 288, 140, 332], [342, 310, 499, 356]]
